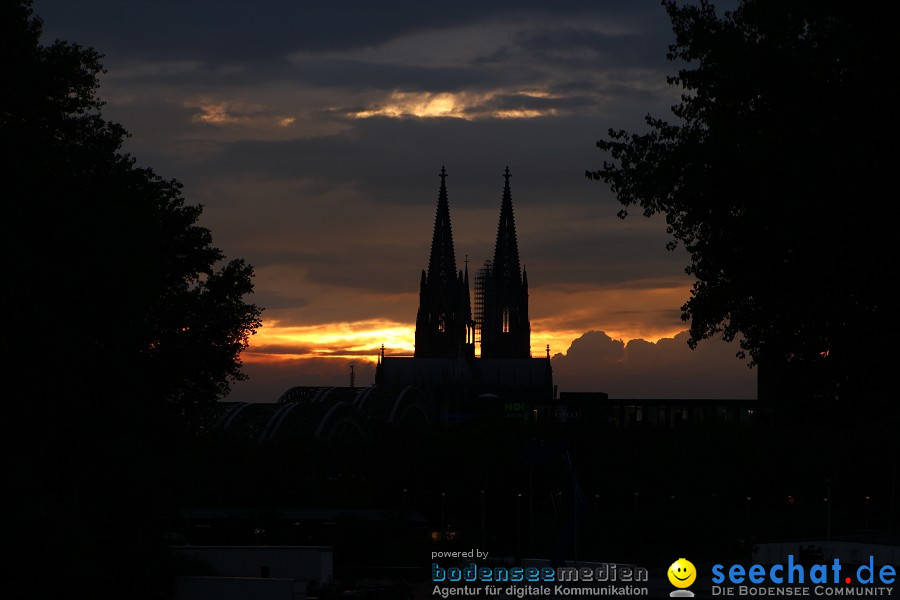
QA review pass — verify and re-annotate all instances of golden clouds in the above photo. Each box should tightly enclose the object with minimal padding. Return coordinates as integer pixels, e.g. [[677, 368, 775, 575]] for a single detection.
[[347, 89, 559, 120], [185, 88, 561, 128], [190, 101, 237, 124], [350, 92, 465, 119], [246, 318, 414, 363], [185, 98, 298, 129]]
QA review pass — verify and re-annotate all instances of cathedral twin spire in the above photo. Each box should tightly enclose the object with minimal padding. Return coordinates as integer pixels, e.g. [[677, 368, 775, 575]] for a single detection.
[[482, 166, 530, 359], [426, 167, 458, 290], [415, 167, 474, 358], [493, 167, 523, 287], [415, 166, 530, 359]]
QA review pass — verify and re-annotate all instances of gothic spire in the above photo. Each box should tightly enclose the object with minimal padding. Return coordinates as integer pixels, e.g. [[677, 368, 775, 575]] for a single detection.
[[493, 166, 522, 283], [416, 166, 473, 359], [427, 166, 458, 286], [481, 166, 530, 359]]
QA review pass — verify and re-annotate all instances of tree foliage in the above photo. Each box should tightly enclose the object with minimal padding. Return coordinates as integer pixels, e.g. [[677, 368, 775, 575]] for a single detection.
[[588, 0, 897, 400], [3, 0, 262, 416], [4, 1, 263, 593]]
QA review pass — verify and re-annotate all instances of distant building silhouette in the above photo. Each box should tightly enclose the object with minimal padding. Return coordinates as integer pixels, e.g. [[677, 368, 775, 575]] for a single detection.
[[376, 166, 551, 402]]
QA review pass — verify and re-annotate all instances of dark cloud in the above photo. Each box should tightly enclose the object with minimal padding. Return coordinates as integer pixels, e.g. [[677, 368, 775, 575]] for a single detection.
[[244, 344, 314, 356], [248, 291, 310, 311], [35, 1, 668, 62], [287, 59, 502, 92], [552, 331, 757, 398], [522, 221, 689, 288], [36, 1, 471, 60], [481, 25, 671, 71], [177, 114, 670, 199], [470, 92, 596, 114]]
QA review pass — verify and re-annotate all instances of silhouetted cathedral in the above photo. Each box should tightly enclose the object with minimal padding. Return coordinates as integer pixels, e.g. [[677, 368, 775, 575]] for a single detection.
[[376, 166, 551, 403], [213, 167, 761, 443]]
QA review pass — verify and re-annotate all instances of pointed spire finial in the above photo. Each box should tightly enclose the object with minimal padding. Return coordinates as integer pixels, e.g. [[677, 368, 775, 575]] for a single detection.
[[428, 165, 457, 285], [493, 165, 521, 282]]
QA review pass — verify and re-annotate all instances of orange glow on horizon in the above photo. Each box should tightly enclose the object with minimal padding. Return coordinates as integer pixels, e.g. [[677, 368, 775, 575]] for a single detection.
[[243, 352, 380, 364], [244, 317, 690, 365], [247, 318, 415, 358]]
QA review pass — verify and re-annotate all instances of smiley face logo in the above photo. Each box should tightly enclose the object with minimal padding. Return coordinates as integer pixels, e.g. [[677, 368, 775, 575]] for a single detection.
[[668, 558, 696, 589]]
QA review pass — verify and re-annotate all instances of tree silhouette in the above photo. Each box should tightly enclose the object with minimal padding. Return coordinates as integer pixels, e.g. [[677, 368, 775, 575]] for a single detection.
[[4, 0, 261, 417], [3, 1, 261, 594], [587, 0, 897, 405]]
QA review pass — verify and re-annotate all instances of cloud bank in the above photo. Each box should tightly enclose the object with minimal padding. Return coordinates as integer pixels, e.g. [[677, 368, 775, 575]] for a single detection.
[[552, 331, 756, 399]]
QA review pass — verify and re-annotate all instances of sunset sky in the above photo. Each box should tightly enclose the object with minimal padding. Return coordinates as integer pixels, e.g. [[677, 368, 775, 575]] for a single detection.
[[36, 0, 754, 400]]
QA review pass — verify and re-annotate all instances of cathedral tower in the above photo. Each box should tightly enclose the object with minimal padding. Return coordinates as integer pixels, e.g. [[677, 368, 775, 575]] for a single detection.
[[480, 167, 531, 359], [414, 167, 475, 358]]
